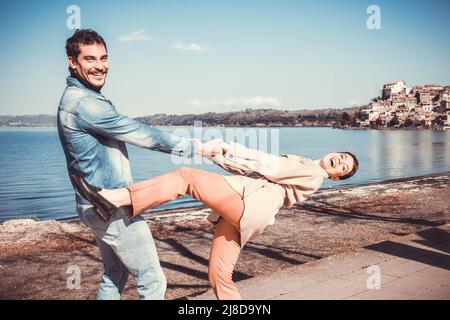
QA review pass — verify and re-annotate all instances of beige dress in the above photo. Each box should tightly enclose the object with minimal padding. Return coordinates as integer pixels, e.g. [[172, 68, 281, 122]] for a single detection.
[[207, 142, 329, 248]]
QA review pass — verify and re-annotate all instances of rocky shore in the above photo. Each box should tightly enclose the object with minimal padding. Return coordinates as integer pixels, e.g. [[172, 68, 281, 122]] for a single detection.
[[0, 172, 449, 300]]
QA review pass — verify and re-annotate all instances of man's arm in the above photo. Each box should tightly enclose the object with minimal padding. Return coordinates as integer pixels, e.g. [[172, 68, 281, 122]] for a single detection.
[[75, 97, 196, 157]]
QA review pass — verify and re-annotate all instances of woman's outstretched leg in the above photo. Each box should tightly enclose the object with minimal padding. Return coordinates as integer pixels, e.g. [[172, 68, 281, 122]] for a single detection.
[[101, 166, 244, 229], [208, 218, 242, 300]]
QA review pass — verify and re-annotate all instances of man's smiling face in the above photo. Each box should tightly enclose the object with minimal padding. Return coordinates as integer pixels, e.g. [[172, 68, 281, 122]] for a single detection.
[[320, 152, 355, 181], [68, 43, 109, 90]]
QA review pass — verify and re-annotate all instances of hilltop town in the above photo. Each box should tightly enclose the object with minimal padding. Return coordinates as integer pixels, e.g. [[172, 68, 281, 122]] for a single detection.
[[353, 81, 450, 129]]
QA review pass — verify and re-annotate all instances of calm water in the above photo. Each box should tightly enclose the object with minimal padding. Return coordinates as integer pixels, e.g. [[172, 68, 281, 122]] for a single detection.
[[0, 127, 449, 222]]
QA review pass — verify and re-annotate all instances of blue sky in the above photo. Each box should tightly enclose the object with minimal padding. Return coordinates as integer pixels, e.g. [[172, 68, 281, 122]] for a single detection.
[[0, 0, 449, 116]]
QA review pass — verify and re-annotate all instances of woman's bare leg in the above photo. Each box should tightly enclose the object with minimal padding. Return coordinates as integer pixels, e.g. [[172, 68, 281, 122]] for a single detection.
[[101, 166, 244, 229], [208, 218, 242, 300]]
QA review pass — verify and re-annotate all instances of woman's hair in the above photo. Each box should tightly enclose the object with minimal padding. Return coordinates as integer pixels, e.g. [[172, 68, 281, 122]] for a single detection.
[[339, 152, 359, 180]]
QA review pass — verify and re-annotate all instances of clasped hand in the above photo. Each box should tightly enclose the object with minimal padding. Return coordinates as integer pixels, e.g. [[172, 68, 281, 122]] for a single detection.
[[196, 139, 230, 157]]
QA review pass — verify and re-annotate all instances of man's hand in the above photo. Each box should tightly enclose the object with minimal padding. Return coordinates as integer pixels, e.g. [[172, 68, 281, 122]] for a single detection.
[[196, 139, 230, 157]]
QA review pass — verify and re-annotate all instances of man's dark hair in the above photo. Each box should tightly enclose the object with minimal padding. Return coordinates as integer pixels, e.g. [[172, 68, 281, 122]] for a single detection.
[[339, 152, 359, 180], [65, 29, 107, 58]]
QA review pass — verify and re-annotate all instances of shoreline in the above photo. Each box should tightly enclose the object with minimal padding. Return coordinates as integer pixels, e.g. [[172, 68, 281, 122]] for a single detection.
[[2, 170, 449, 224], [0, 172, 449, 299], [1, 125, 449, 130], [337, 126, 450, 131]]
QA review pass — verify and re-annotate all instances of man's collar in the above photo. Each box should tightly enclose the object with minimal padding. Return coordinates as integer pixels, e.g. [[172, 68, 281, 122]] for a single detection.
[[66, 76, 103, 95]]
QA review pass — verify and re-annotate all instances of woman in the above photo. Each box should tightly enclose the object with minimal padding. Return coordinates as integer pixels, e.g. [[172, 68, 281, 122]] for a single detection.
[[72, 139, 358, 300]]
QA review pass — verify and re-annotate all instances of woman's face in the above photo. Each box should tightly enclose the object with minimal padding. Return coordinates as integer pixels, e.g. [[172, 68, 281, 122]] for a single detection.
[[320, 152, 354, 180]]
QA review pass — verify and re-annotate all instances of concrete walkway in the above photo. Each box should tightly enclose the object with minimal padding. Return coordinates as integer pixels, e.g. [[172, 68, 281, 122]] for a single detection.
[[192, 224, 450, 300]]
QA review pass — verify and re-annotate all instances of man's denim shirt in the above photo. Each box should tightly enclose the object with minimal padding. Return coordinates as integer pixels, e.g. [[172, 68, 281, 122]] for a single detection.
[[57, 76, 195, 206]]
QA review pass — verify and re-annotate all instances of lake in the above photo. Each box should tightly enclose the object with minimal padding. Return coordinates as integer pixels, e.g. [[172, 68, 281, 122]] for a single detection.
[[0, 127, 448, 222]]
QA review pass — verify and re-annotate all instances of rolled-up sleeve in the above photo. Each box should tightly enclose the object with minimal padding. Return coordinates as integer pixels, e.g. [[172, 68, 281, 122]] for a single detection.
[[75, 97, 195, 157]]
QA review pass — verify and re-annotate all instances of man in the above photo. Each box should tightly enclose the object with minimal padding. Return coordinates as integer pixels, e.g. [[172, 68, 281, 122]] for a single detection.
[[57, 29, 217, 299]]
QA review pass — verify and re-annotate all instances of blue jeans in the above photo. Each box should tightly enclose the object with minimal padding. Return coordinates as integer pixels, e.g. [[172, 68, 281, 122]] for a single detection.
[[78, 205, 166, 300]]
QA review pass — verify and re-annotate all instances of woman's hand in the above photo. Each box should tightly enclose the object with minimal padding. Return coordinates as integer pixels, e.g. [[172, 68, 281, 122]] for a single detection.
[[196, 139, 230, 157]]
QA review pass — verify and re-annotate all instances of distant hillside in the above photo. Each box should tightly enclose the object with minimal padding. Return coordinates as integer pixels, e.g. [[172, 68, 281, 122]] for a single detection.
[[0, 107, 363, 128], [136, 107, 363, 127], [0, 114, 57, 127]]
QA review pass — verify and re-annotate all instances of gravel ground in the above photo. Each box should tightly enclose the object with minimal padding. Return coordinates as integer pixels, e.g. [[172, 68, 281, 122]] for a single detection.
[[0, 172, 448, 300]]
